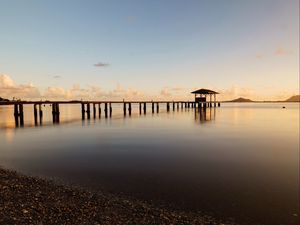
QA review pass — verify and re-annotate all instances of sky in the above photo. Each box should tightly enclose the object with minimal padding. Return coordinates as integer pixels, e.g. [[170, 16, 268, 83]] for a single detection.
[[0, 0, 299, 101]]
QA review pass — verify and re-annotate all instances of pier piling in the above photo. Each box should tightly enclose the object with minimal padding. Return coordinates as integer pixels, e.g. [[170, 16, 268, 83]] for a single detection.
[[93, 103, 96, 119], [109, 103, 112, 117], [34, 104, 38, 125], [123, 102, 126, 116], [81, 103, 85, 120], [86, 103, 91, 120], [128, 103, 132, 115], [14, 104, 19, 127], [104, 103, 108, 118], [152, 102, 154, 114], [98, 103, 101, 118]]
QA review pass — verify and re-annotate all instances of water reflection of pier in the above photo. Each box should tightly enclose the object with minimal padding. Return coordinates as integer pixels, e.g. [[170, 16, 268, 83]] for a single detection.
[[194, 107, 216, 123]]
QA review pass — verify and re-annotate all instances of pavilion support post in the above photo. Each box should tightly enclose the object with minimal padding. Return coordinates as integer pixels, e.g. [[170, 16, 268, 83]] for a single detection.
[[152, 102, 154, 113], [14, 103, 19, 127], [156, 102, 159, 113], [218, 102, 221, 107], [128, 103, 132, 116], [86, 103, 91, 120], [104, 103, 108, 118], [167, 102, 170, 112], [143, 102, 146, 114], [172, 102, 175, 111]]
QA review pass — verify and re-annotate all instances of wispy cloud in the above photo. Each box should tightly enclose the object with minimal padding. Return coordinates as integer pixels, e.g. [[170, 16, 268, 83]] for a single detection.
[[255, 54, 264, 59], [126, 16, 136, 24], [0, 74, 41, 100], [94, 62, 109, 67], [275, 47, 293, 56], [53, 75, 61, 79]]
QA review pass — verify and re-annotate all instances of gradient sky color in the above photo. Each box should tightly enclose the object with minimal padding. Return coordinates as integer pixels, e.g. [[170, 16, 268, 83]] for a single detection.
[[0, 0, 299, 100]]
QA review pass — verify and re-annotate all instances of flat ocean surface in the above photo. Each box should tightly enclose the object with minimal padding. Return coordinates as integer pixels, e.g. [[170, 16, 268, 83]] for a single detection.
[[0, 103, 299, 224]]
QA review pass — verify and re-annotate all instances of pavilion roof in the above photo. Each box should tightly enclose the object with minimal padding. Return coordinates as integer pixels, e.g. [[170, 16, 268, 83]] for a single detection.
[[191, 88, 219, 94]]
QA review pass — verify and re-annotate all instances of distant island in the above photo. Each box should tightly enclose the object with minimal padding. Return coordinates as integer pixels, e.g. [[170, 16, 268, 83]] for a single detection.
[[226, 95, 300, 103], [285, 95, 300, 102], [227, 97, 254, 102]]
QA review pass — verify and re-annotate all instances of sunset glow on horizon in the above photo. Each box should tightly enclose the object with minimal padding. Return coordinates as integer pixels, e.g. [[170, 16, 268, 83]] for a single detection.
[[0, 0, 299, 101]]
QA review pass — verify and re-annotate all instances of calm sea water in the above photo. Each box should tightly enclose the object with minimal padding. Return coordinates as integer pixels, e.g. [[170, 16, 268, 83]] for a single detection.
[[0, 103, 299, 224]]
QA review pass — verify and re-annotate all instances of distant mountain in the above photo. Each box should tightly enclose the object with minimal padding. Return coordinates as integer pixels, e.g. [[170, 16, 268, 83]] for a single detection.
[[0, 97, 10, 102], [228, 97, 254, 102], [285, 95, 300, 102]]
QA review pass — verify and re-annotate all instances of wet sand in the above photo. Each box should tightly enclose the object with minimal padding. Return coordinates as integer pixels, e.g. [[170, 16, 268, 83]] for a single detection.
[[0, 167, 239, 225]]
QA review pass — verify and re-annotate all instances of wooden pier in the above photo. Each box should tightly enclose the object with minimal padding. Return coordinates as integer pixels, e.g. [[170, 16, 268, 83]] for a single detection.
[[0, 88, 221, 127], [0, 100, 221, 126]]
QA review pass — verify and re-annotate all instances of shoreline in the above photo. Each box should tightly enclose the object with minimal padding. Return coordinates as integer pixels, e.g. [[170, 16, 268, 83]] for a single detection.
[[0, 167, 239, 225]]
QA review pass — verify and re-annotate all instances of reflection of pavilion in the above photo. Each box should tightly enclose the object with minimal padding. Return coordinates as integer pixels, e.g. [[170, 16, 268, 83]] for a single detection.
[[194, 107, 216, 123]]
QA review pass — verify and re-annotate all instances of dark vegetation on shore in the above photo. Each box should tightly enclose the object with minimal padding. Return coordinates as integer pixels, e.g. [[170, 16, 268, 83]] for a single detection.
[[227, 95, 300, 102], [0, 168, 239, 225], [285, 95, 300, 102]]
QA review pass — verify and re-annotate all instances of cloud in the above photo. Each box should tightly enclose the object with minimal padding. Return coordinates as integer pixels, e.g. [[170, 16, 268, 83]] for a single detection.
[[2, 74, 296, 102], [94, 62, 109, 67], [255, 54, 264, 59], [159, 86, 189, 100], [160, 87, 171, 97], [217, 86, 256, 101], [104, 84, 144, 100], [275, 47, 293, 56], [53, 75, 61, 79], [0, 74, 41, 100]]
